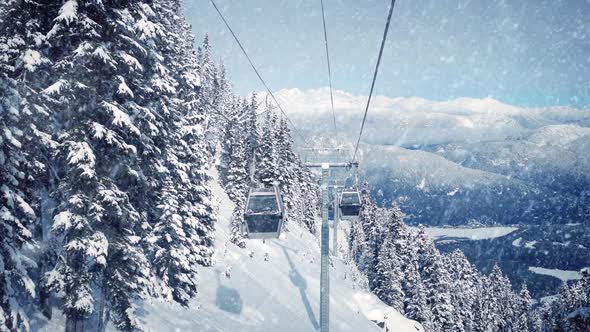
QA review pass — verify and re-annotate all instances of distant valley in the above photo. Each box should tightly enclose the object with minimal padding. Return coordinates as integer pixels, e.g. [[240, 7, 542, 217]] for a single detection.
[[279, 88, 589, 226], [422, 224, 590, 298], [279, 88, 590, 297]]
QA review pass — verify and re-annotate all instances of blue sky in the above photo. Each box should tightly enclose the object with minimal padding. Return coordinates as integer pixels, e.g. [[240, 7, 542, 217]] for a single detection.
[[185, 0, 590, 108]]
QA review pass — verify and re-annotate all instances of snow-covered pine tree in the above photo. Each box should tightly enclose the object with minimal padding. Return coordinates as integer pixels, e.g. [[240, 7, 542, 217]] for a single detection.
[[538, 300, 554, 332], [256, 109, 279, 185], [197, 34, 221, 156], [171, 3, 217, 258], [203, 62, 231, 157], [295, 165, 319, 234], [548, 270, 590, 331], [218, 98, 250, 247], [497, 266, 519, 331], [444, 250, 479, 332], [387, 203, 411, 266], [357, 185, 382, 289], [348, 203, 366, 265], [407, 225, 458, 331], [275, 116, 296, 186], [0, 3, 44, 328], [144, 0, 215, 307], [402, 252, 432, 329], [517, 283, 533, 332], [421, 248, 456, 331], [528, 307, 545, 332], [245, 93, 259, 167], [373, 221, 405, 311], [476, 265, 515, 332], [40, 1, 205, 329], [472, 274, 494, 332], [219, 98, 250, 202], [217, 96, 235, 185], [275, 115, 303, 226], [0, 0, 62, 327], [372, 205, 410, 312], [230, 201, 247, 248], [197, 34, 216, 105], [346, 190, 533, 331], [567, 269, 590, 329]]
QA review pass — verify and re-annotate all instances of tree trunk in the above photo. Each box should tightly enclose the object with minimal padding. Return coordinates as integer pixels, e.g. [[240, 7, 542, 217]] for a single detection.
[[65, 317, 84, 332], [97, 282, 107, 332]]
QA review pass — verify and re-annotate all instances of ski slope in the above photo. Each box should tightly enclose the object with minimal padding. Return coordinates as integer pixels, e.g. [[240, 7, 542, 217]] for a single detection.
[[32, 167, 422, 331], [136, 169, 421, 331]]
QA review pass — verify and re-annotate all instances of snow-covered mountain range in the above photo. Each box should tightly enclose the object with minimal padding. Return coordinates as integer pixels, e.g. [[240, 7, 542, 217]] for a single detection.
[[272, 88, 590, 225]]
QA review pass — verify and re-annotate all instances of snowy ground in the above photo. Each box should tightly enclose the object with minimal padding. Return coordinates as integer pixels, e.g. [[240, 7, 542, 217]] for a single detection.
[[32, 168, 422, 332], [511, 238, 538, 249], [415, 226, 519, 241], [528, 267, 584, 282]]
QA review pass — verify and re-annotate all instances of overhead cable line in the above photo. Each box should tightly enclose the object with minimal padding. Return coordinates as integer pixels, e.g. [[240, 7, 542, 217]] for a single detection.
[[209, 0, 304, 141], [319, 0, 338, 141], [351, 0, 397, 164]]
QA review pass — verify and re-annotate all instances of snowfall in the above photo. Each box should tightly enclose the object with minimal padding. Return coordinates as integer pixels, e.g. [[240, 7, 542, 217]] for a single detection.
[[31, 167, 422, 332]]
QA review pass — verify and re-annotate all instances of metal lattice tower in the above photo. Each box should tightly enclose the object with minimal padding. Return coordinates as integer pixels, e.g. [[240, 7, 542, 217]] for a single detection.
[[302, 148, 357, 332], [320, 165, 330, 332]]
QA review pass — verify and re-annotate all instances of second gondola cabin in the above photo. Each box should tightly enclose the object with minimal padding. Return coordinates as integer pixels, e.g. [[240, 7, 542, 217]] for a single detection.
[[339, 190, 361, 220], [244, 186, 285, 239]]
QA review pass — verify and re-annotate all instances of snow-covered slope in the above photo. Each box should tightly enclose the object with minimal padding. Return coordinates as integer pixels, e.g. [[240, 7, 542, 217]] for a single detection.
[[135, 169, 421, 331], [34, 167, 422, 331], [416, 226, 519, 241], [528, 267, 585, 282], [359, 144, 582, 225]]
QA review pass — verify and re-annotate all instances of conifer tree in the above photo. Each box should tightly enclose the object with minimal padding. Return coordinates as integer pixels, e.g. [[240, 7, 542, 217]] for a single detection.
[[348, 206, 367, 267], [145, 0, 216, 308], [445, 250, 478, 332], [218, 96, 255, 246], [374, 229, 405, 312], [373, 206, 409, 312], [517, 283, 533, 332], [358, 185, 382, 289], [256, 110, 279, 185], [346, 190, 538, 332], [230, 202, 247, 248], [296, 165, 319, 233], [548, 270, 590, 331], [219, 98, 250, 202], [245, 93, 259, 166], [39, 1, 216, 329], [0, 1, 50, 328], [471, 277, 486, 332], [422, 250, 456, 331], [198, 34, 217, 104], [478, 265, 515, 331], [275, 115, 303, 226], [403, 254, 432, 327]]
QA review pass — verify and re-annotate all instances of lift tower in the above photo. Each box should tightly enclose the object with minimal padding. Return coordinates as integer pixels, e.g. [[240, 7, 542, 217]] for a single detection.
[[301, 148, 356, 332]]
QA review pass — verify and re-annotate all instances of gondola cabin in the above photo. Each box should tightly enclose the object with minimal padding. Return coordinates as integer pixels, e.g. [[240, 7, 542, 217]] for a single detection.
[[339, 190, 361, 220], [244, 187, 285, 239]]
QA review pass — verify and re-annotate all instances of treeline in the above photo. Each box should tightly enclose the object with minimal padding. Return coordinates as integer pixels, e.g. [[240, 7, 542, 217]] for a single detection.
[[348, 185, 590, 331], [537, 271, 590, 331], [0, 1, 232, 330], [217, 94, 320, 247]]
